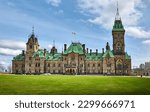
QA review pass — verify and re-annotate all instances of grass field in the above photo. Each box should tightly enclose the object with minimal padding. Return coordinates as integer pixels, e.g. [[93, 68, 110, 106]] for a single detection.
[[0, 74, 150, 95]]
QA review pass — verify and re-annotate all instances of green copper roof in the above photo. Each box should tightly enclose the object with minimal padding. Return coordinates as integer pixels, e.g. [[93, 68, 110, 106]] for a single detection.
[[112, 20, 125, 32], [33, 49, 63, 61], [33, 49, 45, 58], [46, 53, 63, 61], [85, 53, 103, 61], [125, 52, 131, 60], [64, 43, 84, 55], [13, 54, 25, 61], [102, 50, 114, 58]]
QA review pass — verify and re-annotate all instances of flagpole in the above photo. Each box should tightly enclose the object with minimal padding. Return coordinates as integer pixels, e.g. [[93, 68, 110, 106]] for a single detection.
[[72, 32, 76, 42]]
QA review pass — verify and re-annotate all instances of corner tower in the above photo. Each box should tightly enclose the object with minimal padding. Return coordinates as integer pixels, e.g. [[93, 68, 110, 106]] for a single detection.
[[26, 27, 39, 53], [25, 27, 39, 74]]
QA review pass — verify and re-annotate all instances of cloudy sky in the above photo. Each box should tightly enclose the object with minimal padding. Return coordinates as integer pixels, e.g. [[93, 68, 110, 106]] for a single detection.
[[0, 0, 150, 68]]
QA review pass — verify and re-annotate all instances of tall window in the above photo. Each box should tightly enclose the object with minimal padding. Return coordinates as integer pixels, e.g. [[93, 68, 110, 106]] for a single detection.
[[116, 59, 123, 70], [93, 64, 95, 67], [58, 64, 61, 67], [30, 45, 32, 49], [29, 57, 32, 60]]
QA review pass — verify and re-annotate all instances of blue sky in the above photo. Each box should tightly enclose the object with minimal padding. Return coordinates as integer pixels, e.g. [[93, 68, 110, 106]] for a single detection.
[[0, 0, 150, 68]]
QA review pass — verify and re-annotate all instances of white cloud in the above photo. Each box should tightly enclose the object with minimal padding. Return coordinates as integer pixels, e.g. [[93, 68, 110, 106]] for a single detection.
[[0, 40, 25, 56], [77, 0, 150, 38], [0, 40, 26, 50], [48, 44, 53, 49], [0, 48, 22, 56], [0, 61, 7, 65], [127, 27, 150, 38], [46, 0, 61, 7], [142, 40, 150, 44]]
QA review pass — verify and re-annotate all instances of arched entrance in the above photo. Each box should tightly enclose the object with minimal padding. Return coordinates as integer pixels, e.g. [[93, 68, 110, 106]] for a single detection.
[[65, 68, 77, 75]]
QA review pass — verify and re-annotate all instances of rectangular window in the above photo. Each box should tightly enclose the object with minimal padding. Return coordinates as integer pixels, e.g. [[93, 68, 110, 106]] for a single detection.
[[29, 57, 32, 60], [93, 64, 95, 67], [58, 64, 61, 67]]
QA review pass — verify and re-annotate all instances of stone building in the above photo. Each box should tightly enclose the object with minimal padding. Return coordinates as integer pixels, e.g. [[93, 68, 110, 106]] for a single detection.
[[12, 7, 131, 75]]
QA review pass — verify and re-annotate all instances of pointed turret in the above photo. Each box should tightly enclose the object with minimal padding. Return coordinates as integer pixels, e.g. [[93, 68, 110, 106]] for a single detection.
[[50, 40, 57, 54], [113, 2, 125, 32], [106, 42, 110, 51], [115, 1, 121, 21], [26, 27, 39, 52]]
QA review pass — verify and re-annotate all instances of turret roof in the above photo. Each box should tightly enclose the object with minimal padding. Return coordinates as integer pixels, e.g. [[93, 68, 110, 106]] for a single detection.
[[112, 2, 125, 32]]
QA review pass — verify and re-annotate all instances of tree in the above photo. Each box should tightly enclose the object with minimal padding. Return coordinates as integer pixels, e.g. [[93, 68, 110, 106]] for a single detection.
[[0, 64, 5, 72]]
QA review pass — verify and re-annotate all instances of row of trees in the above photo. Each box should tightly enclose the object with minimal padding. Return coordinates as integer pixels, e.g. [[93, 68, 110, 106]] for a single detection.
[[0, 64, 12, 73]]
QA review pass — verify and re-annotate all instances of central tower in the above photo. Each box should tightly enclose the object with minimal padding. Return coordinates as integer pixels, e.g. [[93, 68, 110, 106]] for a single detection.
[[112, 3, 131, 75]]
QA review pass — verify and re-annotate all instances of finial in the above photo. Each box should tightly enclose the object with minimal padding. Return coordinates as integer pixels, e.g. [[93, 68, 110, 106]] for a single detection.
[[115, 1, 121, 20], [32, 26, 34, 34], [117, 1, 119, 13], [53, 40, 55, 47]]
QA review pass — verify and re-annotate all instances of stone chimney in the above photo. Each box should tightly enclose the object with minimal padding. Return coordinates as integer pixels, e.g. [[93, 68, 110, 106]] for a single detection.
[[22, 50, 25, 56], [102, 48, 104, 54], [64, 44, 67, 52], [90, 49, 92, 55], [86, 48, 89, 53], [96, 49, 98, 55], [44, 49, 47, 56], [82, 44, 85, 53]]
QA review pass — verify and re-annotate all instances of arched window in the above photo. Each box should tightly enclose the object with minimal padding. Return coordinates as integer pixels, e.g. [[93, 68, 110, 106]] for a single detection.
[[116, 59, 123, 70], [30, 45, 32, 49]]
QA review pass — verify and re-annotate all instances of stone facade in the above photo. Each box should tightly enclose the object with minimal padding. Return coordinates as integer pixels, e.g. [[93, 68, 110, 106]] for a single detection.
[[12, 9, 132, 75]]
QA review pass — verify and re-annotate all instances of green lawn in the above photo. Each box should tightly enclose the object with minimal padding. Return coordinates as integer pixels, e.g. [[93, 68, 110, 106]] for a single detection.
[[0, 74, 150, 95]]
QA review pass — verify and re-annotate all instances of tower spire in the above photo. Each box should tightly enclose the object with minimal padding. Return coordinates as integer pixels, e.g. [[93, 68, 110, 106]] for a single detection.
[[53, 40, 55, 47], [32, 26, 34, 35], [115, 1, 121, 20]]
